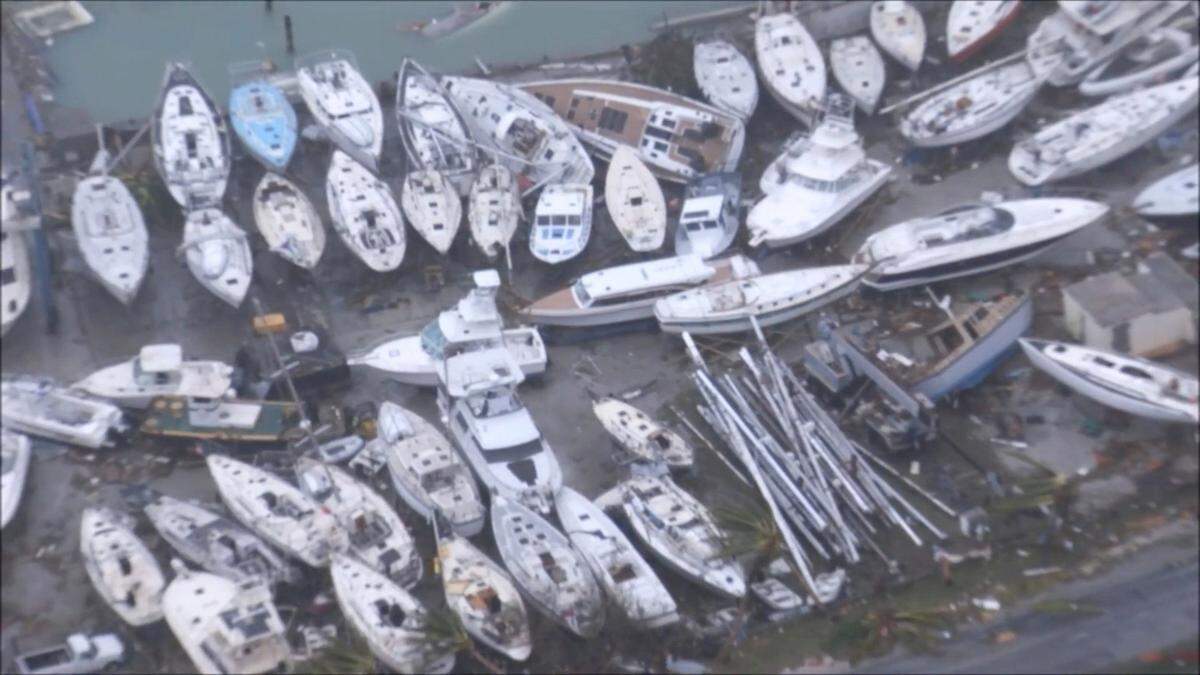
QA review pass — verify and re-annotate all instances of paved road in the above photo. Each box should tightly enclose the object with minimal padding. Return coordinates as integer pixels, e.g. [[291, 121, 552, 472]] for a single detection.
[[860, 535, 1200, 674]]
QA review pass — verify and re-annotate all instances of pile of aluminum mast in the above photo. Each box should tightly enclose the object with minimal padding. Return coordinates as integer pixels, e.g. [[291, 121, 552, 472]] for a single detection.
[[680, 319, 950, 604]]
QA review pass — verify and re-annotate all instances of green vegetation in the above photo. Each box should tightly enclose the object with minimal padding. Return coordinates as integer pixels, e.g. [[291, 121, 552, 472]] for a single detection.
[[630, 32, 698, 98]]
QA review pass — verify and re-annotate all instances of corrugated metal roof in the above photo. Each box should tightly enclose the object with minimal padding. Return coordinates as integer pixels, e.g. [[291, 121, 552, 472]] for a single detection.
[[1064, 265, 1189, 328]]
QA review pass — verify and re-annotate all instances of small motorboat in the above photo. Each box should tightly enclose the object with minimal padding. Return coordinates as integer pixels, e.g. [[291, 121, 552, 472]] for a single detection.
[[871, 1, 926, 71], [829, 35, 886, 114], [593, 398, 694, 469], [674, 172, 740, 259], [80, 506, 165, 626], [179, 208, 253, 308], [252, 172, 325, 269], [1, 428, 32, 529], [605, 146, 667, 252], [401, 170, 462, 255], [73, 343, 234, 409], [530, 183, 593, 264], [325, 150, 406, 272], [693, 38, 759, 120], [1, 375, 126, 449], [467, 163, 522, 259]]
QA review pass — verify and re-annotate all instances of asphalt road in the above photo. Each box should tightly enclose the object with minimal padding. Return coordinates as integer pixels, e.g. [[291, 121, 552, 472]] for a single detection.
[[860, 534, 1200, 674]]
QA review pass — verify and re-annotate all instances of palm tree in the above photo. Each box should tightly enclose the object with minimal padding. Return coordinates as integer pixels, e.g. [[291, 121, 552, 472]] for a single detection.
[[715, 493, 784, 575], [987, 449, 1109, 531], [418, 607, 505, 675], [834, 606, 953, 662], [302, 632, 377, 674]]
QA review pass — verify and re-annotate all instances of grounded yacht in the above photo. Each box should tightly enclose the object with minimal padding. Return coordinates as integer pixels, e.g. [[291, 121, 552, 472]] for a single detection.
[[1009, 75, 1199, 186], [162, 560, 290, 675], [1019, 338, 1199, 424], [654, 265, 866, 335], [326, 150, 406, 271], [520, 254, 760, 328], [80, 507, 165, 626], [693, 39, 759, 120], [228, 72, 297, 172], [856, 197, 1109, 291], [296, 50, 384, 171], [490, 495, 605, 638], [871, 1, 927, 71], [554, 487, 679, 628], [152, 62, 230, 209], [71, 148, 149, 305], [674, 172, 741, 259], [605, 146, 667, 252], [396, 58, 479, 196], [1, 375, 125, 449], [401, 170, 462, 255], [468, 163, 522, 258], [946, 0, 1021, 62], [252, 172, 325, 269], [829, 36, 886, 115], [520, 78, 746, 184], [441, 75, 594, 194], [437, 347, 563, 516], [378, 401, 486, 537], [593, 398, 694, 469], [1, 428, 31, 529], [180, 208, 253, 308], [755, 12, 826, 126], [749, 95, 891, 248], [144, 494, 300, 589], [72, 343, 233, 409], [1133, 162, 1199, 218], [0, 227, 31, 337], [900, 61, 1042, 148], [530, 182, 592, 264]]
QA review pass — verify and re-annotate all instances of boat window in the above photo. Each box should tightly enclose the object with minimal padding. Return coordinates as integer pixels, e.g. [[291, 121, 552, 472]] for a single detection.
[[598, 108, 629, 133], [536, 215, 550, 225], [1119, 366, 1153, 380], [552, 215, 567, 226], [681, 211, 708, 220], [0, 268, 14, 285], [567, 215, 580, 226], [420, 321, 447, 359], [1094, 357, 1115, 368], [702, 220, 719, 230], [645, 125, 672, 141], [572, 281, 593, 307], [662, 118, 677, 129], [654, 141, 669, 152], [482, 438, 543, 463]]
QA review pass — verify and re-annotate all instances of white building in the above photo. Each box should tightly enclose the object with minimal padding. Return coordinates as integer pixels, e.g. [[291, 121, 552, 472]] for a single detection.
[[1062, 253, 1197, 357]]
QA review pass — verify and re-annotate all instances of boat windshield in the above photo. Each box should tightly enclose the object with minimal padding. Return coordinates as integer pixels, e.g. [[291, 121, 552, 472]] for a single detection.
[[571, 280, 593, 307], [466, 389, 522, 418], [420, 321, 447, 359]]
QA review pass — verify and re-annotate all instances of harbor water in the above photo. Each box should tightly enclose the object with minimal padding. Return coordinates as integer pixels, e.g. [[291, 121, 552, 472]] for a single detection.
[[41, 0, 739, 124]]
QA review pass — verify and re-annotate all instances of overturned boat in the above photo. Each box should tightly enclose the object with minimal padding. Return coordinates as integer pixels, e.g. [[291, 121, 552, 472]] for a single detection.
[[1, 428, 31, 529], [378, 402, 486, 537], [654, 265, 866, 335], [829, 35, 886, 115], [856, 197, 1109, 291], [554, 487, 679, 628], [1133, 162, 1199, 218], [162, 560, 290, 675], [252, 172, 325, 269], [1009, 75, 1199, 186], [401, 170, 462, 255], [618, 474, 745, 599], [228, 72, 297, 172], [435, 520, 532, 662], [530, 182, 592, 265], [207, 454, 347, 567], [80, 506, 165, 626], [1, 375, 125, 448], [296, 50, 384, 171], [675, 172, 740, 259], [593, 398, 694, 469], [871, 1, 926, 71], [946, 0, 1022, 62], [331, 554, 456, 674], [1019, 338, 1199, 424], [295, 457, 422, 587], [442, 75, 594, 194], [152, 62, 230, 209], [900, 61, 1042, 148], [749, 95, 891, 247], [491, 495, 605, 638], [140, 395, 304, 444], [73, 343, 234, 409], [468, 163, 522, 259], [71, 151, 149, 305], [520, 254, 760, 329], [144, 493, 299, 588], [396, 58, 479, 196], [755, 12, 826, 125], [693, 39, 759, 120], [605, 146, 667, 252], [180, 208, 253, 308], [326, 150, 406, 271], [518, 78, 745, 184]]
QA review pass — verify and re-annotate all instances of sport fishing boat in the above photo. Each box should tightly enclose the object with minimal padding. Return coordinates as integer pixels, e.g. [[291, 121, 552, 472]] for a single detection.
[[946, 0, 1022, 63], [326, 150, 406, 271], [871, 1, 927, 71], [179, 208, 253, 308], [749, 94, 891, 248], [674, 172, 740, 259], [152, 62, 230, 209], [693, 39, 759, 120], [467, 163, 522, 258], [829, 36, 886, 115], [441, 75, 594, 194], [1, 375, 125, 449], [228, 65, 297, 172], [71, 141, 148, 305], [755, 12, 826, 126], [1009, 75, 1199, 186], [520, 254, 760, 328], [252, 172, 325, 269], [856, 197, 1109, 291], [654, 265, 866, 335], [900, 61, 1042, 148], [401, 170, 462, 255], [519, 78, 746, 185], [605, 146, 667, 252], [80, 506, 165, 626], [396, 58, 478, 196], [296, 50, 384, 171], [72, 343, 233, 409], [1019, 338, 1199, 424], [529, 182, 592, 264]]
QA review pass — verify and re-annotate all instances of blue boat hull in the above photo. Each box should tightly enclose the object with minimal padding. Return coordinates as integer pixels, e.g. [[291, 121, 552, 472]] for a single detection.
[[229, 81, 297, 171]]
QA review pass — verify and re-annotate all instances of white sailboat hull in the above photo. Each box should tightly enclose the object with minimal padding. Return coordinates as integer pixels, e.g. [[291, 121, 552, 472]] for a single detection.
[[829, 36, 886, 115], [252, 172, 326, 269], [80, 507, 165, 626], [1133, 162, 1200, 217], [71, 173, 149, 304], [181, 208, 253, 308], [871, 1, 927, 71], [349, 327, 546, 385], [0, 228, 31, 337]]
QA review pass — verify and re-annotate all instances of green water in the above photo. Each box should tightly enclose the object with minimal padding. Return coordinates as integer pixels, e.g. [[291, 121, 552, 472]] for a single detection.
[[43, 0, 740, 124]]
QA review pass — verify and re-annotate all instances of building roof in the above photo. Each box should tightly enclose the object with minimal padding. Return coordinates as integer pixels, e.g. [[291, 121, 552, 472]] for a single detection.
[[1138, 251, 1199, 315], [1064, 264, 1191, 328]]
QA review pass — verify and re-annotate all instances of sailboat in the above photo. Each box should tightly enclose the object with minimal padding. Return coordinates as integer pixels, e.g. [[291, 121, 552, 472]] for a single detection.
[[152, 62, 230, 209], [871, 1, 927, 71], [829, 36, 886, 115], [80, 507, 165, 626], [693, 39, 759, 120], [326, 151, 406, 271], [396, 58, 478, 196], [401, 170, 462, 255], [467, 163, 522, 258], [296, 50, 384, 171], [252, 173, 325, 269], [228, 70, 297, 172], [755, 12, 826, 126], [71, 133, 148, 305], [605, 146, 667, 252], [179, 208, 253, 307]]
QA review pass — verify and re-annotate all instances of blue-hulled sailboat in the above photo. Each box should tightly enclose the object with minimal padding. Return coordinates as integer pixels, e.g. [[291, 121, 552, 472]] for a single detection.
[[229, 72, 297, 172]]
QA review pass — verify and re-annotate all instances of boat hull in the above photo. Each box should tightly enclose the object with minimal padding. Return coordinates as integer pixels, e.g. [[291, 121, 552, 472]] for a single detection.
[[657, 273, 861, 335], [911, 294, 1032, 400], [863, 229, 1077, 291]]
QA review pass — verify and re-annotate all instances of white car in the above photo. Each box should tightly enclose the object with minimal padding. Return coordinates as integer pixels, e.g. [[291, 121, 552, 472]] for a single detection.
[[14, 633, 125, 674]]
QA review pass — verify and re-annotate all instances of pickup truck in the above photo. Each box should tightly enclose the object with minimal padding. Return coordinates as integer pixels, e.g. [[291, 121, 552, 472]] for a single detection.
[[13, 633, 125, 674]]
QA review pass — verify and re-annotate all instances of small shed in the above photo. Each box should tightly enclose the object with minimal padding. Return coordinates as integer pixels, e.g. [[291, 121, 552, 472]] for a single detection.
[[1062, 253, 1197, 357]]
